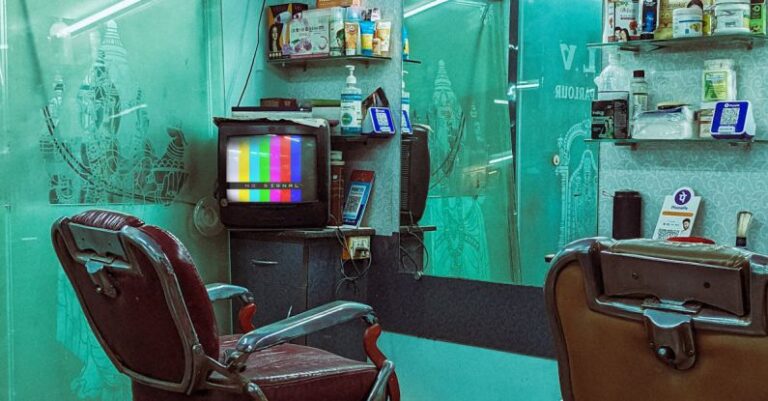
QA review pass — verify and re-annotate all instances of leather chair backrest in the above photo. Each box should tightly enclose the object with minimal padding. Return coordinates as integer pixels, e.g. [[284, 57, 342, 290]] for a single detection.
[[546, 238, 768, 401], [52, 210, 218, 393]]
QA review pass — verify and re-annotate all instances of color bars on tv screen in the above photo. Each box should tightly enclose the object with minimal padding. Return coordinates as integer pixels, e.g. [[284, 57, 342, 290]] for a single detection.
[[226, 135, 309, 203]]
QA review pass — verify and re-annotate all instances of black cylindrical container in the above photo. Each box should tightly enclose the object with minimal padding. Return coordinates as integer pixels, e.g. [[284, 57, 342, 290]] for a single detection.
[[613, 191, 642, 239]]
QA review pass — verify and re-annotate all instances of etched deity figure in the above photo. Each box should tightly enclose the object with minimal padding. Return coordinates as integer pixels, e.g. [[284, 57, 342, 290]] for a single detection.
[[556, 120, 599, 248], [422, 60, 490, 281], [42, 20, 190, 401], [428, 60, 463, 194]]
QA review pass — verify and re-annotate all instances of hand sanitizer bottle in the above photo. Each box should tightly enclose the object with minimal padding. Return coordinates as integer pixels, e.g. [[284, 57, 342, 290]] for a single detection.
[[341, 65, 362, 135]]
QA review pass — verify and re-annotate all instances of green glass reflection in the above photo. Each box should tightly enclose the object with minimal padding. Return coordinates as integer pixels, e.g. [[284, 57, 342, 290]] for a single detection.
[[404, 0, 602, 286], [516, 0, 602, 285], [2, 1, 225, 400], [404, 0, 519, 283]]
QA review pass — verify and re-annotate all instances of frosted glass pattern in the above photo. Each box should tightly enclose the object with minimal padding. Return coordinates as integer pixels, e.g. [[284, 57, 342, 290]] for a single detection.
[[404, 0, 519, 283], [515, 0, 602, 285], [1, 1, 226, 400]]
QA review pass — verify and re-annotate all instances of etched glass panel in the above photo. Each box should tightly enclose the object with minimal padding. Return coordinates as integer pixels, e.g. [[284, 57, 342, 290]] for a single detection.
[[1, 1, 225, 400]]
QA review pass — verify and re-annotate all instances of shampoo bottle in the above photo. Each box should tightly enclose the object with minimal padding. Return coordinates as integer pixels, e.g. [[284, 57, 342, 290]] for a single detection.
[[341, 65, 363, 135]]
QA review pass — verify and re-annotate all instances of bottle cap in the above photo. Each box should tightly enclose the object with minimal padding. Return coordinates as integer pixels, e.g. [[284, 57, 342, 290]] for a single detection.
[[345, 65, 357, 85]]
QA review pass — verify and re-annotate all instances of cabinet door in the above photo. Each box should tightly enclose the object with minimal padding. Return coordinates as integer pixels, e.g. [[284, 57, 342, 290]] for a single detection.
[[305, 239, 368, 361], [230, 238, 308, 330]]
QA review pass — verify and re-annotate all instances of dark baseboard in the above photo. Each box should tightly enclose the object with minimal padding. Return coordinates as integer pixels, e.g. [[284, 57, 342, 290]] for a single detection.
[[367, 235, 555, 359]]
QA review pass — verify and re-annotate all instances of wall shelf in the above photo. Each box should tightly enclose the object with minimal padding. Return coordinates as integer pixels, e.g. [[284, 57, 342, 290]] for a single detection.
[[268, 55, 391, 70], [588, 33, 768, 53], [586, 137, 767, 150], [331, 134, 394, 146]]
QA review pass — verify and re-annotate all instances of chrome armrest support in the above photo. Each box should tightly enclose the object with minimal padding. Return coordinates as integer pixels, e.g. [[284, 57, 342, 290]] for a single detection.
[[206, 283, 254, 304], [235, 301, 375, 353]]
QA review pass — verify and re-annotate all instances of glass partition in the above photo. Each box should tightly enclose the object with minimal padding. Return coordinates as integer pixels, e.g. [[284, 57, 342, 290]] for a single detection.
[[402, 0, 602, 286], [1, 1, 225, 400], [403, 0, 519, 283]]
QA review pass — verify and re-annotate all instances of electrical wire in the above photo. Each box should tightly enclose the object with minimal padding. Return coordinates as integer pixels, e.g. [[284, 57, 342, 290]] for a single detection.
[[236, 0, 267, 108], [333, 226, 373, 297]]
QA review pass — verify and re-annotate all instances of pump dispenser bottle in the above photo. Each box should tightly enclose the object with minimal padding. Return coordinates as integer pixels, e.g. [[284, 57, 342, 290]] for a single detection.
[[340, 65, 362, 135]]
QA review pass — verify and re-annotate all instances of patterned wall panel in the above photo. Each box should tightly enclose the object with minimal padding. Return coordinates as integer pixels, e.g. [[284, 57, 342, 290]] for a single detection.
[[599, 37, 768, 250]]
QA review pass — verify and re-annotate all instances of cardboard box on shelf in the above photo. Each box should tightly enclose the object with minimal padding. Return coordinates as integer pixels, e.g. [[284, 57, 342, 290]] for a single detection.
[[603, 0, 640, 42], [317, 0, 362, 8], [288, 9, 332, 58], [751, 0, 766, 34], [267, 3, 310, 60]]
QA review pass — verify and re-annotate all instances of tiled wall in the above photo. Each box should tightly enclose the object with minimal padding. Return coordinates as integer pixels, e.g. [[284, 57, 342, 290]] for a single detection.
[[598, 44, 768, 251]]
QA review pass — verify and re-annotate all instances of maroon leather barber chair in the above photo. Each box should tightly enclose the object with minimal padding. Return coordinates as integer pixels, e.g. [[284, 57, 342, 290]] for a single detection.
[[52, 210, 400, 401]]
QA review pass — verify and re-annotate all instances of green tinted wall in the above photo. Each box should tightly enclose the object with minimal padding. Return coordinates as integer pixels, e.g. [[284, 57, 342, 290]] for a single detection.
[[0, 1, 225, 400]]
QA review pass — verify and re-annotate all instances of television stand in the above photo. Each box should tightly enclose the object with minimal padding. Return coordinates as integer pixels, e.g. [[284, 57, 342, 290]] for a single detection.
[[228, 227, 375, 361]]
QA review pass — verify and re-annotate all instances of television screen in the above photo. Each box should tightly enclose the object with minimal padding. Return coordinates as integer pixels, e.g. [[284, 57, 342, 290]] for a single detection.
[[226, 134, 318, 203]]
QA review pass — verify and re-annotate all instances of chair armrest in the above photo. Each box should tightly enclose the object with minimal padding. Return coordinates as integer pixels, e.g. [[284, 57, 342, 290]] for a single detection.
[[206, 283, 253, 303], [236, 301, 375, 353]]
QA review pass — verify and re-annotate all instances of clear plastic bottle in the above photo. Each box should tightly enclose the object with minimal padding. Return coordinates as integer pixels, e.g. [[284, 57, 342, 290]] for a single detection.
[[630, 70, 649, 118], [594, 51, 631, 95]]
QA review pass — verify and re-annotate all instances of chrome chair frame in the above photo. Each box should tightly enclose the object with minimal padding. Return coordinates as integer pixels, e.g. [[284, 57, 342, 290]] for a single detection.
[[52, 217, 395, 401]]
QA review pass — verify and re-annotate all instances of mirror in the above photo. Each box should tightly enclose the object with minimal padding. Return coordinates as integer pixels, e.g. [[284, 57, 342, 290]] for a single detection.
[[400, 0, 603, 286]]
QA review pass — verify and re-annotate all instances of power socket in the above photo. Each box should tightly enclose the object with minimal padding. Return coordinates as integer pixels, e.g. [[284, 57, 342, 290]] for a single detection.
[[343, 236, 371, 260]]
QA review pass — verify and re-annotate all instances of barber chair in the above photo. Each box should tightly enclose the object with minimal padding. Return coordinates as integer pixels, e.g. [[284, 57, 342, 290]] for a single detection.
[[546, 237, 768, 401], [52, 210, 400, 401], [545, 239, 768, 401]]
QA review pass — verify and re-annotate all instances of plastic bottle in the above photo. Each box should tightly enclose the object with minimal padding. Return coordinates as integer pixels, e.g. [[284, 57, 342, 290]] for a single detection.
[[630, 70, 649, 118], [329, 8, 346, 57], [402, 71, 411, 133], [594, 51, 631, 95], [340, 65, 363, 135]]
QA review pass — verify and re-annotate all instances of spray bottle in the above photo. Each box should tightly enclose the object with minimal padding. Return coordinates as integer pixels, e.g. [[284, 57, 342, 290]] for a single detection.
[[340, 65, 362, 135]]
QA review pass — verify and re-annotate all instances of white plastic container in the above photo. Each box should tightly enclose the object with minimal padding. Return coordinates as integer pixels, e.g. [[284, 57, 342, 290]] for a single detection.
[[713, 0, 750, 34], [673, 7, 704, 38]]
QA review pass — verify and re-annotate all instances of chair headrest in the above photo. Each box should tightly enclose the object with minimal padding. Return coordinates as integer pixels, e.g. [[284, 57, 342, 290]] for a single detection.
[[606, 239, 749, 270], [70, 210, 145, 232]]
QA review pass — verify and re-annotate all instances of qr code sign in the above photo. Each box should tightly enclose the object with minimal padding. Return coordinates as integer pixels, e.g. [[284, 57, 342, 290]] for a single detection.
[[721, 107, 739, 126], [656, 229, 680, 240]]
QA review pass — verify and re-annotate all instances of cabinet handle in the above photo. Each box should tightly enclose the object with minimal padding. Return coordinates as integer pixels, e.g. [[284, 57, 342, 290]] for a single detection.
[[251, 259, 279, 266]]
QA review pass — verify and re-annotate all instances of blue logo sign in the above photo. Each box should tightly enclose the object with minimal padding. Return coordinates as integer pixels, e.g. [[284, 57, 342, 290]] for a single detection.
[[674, 189, 693, 206]]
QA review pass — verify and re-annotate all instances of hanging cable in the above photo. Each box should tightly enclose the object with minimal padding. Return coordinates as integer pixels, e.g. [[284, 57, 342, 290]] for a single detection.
[[236, 0, 267, 108]]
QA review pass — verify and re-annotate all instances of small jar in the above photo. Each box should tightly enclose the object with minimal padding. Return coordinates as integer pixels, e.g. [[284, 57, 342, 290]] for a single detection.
[[673, 7, 704, 38], [713, 0, 751, 34]]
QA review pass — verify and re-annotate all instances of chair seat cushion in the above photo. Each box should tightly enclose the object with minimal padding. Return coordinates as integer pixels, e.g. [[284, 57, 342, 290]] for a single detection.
[[219, 335, 378, 401]]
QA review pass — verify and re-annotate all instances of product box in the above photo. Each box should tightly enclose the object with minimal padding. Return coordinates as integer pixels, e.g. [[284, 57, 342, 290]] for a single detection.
[[591, 99, 629, 139], [317, 0, 362, 8], [288, 9, 332, 58], [604, 0, 640, 42], [751, 0, 766, 34], [267, 3, 310, 60]]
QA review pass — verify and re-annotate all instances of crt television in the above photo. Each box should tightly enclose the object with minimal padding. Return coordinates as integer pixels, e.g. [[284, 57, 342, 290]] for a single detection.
[[400, 124, 431, 225], [216, 119, 330, 229]]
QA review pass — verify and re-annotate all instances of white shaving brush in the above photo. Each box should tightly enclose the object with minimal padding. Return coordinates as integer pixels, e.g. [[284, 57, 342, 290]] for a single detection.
[[736, 211, 753, 248]]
